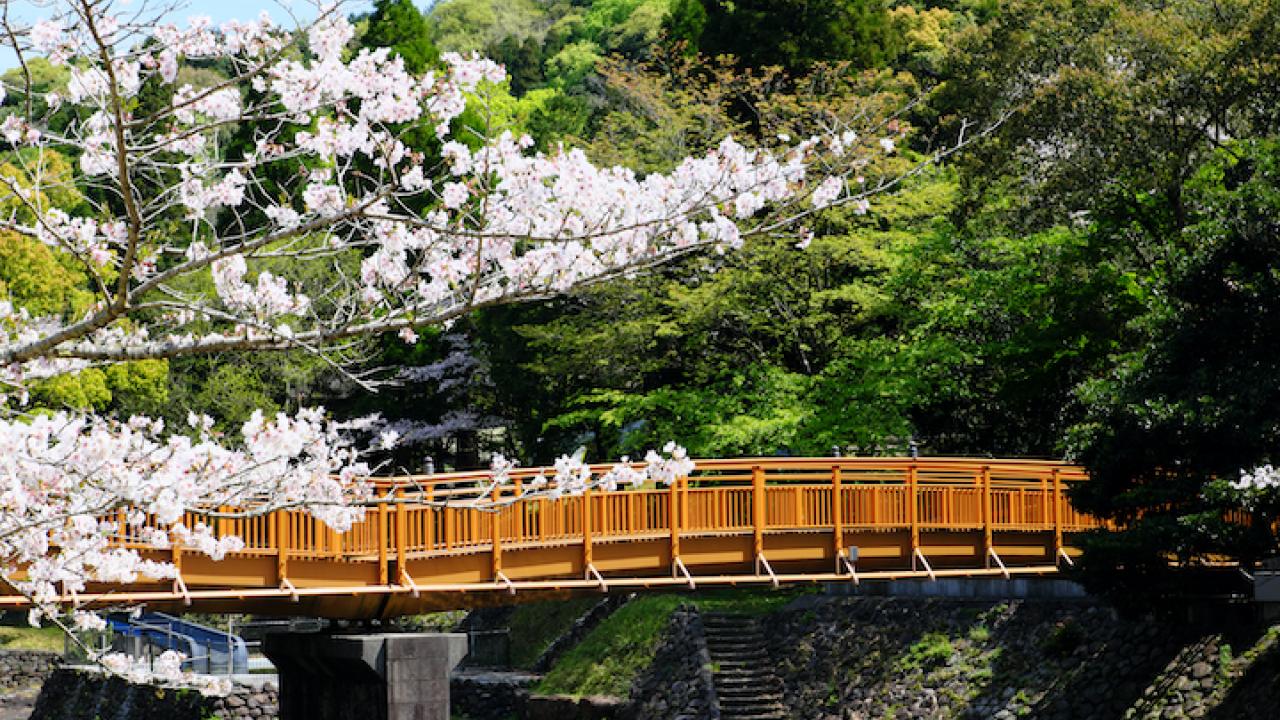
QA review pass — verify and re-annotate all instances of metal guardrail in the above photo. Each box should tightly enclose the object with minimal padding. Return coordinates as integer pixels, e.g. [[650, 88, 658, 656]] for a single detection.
[[106, 613, 249, 674]]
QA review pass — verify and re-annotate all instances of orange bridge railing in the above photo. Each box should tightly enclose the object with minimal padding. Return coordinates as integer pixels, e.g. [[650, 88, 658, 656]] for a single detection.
[[2, 457, 1103, 618]]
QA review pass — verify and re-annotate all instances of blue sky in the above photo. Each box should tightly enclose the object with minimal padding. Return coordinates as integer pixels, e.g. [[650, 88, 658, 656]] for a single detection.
[[1, 0, 396, 69]]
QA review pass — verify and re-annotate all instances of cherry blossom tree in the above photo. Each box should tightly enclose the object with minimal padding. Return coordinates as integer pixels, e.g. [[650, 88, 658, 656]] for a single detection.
[[0, 0, 993, 674]]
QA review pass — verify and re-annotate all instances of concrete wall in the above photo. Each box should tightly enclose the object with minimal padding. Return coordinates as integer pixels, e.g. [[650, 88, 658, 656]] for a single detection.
[[826, 576, 1089, 600]]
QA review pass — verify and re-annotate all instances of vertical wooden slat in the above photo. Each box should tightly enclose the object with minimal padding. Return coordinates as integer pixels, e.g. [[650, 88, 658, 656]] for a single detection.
[[1052, 468, 1064, 563], [275, 510, 288, 586], [982, 467, 992, 567], [752, 465, 765, 561], [908, 464, 919, 566], [378, 490, 389, 585], [395, 488, 407, 581], [669, 477, 680, 568], [583, 489, 594, 571], [831, 466, 843, 570], [491, 484, 503, 580]]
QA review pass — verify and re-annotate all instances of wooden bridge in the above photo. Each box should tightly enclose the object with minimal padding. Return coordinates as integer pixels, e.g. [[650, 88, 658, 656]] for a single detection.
[[1, 457, 1103, 619]]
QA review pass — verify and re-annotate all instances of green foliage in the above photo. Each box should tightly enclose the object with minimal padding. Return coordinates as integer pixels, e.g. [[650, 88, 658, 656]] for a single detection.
[[488, 35, 546, 94], [364, 0, 440, 72], [0, 233, 94, 318], [517, 88, 590, 147], [29, 369, 112, 410], [544, 41, 603, 88], [663, 0, 707, 51], [430, 0, 550, 53], [1069, 140, 1280, 608], [0, 625, 64, 652], [580, 0, 673, 56], [897, 632, 955, 670], [937, 0, 1280, 231], [0, 58, 73, 132], [697, 0, 901, 70]]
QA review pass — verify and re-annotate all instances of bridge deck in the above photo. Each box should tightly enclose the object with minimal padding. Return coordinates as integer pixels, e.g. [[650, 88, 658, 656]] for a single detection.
[[1, 458, 1102, 618]]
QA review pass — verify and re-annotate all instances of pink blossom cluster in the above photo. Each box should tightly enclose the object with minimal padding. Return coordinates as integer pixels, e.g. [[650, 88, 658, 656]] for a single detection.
[[0, 407, 372, 637], [516, 443, 696, 498], [99, 649, 231, 695], [210, 254, 311, 320]]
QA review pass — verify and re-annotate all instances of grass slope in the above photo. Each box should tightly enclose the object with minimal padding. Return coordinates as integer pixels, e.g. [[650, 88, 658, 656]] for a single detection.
[[0, 625, 65, 652], [534, 586, 814, 698], [507, 596, 601, 669]]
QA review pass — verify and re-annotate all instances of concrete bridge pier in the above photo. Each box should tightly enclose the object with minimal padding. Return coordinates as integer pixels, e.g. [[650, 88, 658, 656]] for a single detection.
[[263, 632, 467, 720]]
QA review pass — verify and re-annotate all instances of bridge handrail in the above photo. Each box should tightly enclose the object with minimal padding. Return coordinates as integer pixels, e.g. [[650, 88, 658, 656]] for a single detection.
[[372, 456, 1089, 499], [0, 456, 1108, 613], [127, 457, 1102, 566]]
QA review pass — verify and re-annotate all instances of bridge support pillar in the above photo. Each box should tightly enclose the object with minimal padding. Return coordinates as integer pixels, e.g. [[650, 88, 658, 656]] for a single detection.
[[264, 632, 467, 720]]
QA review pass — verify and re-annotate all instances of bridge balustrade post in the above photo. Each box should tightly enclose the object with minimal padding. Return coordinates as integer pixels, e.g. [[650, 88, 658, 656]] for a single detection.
[[1041, 476, 1049, 526], [831, 466, 843, 572], [171, 531, 183, 582], [681, 476, 689, 535], [513, 479, 524, 541], [908, 464, 919, 570], [752, 465, 765, 563], [982, 467, 992, 569], [491, 485, 502, 580], [669, 477, 680, 572], [582, 488, 594, 572], [424, 486, 435, 551], [395, 488, 407, 582], [275, 509, 289, 587], [1052, 469, 1064, 565], [378, 487, 390, 586]]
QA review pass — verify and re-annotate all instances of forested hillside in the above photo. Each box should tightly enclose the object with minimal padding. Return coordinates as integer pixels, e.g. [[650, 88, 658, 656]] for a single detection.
[[3, 0, 1279, 606]]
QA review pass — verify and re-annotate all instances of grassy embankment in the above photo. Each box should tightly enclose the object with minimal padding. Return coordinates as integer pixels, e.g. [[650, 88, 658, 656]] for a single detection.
[[0, 625, 64, 652], [533, 587, 813, 698]]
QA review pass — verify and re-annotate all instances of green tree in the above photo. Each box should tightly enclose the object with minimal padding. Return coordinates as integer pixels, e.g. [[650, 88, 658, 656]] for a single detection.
[[429, 0, 550, 53], [663, 0, 707, 52], [364, 0, 440, 73], [1069, 142, 1280, 610], [697, 0, 901, 70]]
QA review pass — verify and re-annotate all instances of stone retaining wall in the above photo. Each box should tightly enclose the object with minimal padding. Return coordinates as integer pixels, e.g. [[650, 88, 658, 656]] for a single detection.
[[624, 605, 718, 720], [208, 682, 279, 720], [0, 650, 61, 694], [451, 671, 538, 720], [29, 668, 278, 720], [450, 673, 622, 720], [763, 596, 1280, 720], [525, 694, 623, 719]]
